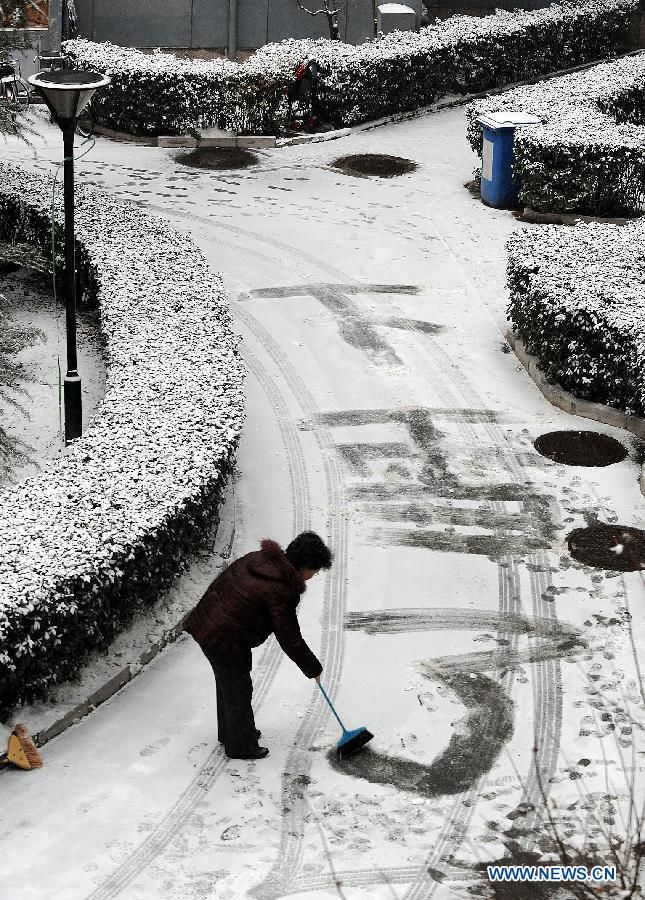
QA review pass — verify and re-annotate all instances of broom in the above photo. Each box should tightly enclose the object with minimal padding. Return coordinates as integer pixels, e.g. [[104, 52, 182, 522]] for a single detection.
[[317, 682, 374, 760], [0, 724, 43, 771]]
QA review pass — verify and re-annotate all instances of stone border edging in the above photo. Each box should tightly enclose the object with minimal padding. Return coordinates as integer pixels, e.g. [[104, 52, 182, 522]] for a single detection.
[[91, 48, 645, 151], [506, 328, 645, 495], [522, 207, 637, 226], [34, 622, 187, 746], [28, 485, 237, 751], [92, 124, 158, 146]]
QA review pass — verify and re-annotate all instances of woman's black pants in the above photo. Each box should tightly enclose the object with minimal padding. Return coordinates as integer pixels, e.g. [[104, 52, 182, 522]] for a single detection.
[[203, 650, 260, 756]]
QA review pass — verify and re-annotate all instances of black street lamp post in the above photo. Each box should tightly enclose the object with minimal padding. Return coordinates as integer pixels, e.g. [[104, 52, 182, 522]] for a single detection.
[[27, 69, 110, 444]]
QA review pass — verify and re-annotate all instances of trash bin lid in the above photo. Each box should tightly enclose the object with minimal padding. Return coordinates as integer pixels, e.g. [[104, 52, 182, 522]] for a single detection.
[[476, 111, 542, 129], [378, 3, 415, 11]]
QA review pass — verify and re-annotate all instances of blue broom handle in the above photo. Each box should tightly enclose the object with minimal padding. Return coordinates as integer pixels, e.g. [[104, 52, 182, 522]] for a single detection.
[[317, 682, 347, 732]]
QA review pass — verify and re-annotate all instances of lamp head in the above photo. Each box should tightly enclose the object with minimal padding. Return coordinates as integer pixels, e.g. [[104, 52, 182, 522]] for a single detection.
[[28, 69, 110, 129]]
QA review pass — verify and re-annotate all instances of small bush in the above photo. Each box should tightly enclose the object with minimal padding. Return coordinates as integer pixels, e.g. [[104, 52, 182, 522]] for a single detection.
[[507, 220, 645, 416]]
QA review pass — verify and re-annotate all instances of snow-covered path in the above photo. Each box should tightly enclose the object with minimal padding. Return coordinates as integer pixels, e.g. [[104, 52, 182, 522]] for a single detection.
[[2, 108, 645, 900]]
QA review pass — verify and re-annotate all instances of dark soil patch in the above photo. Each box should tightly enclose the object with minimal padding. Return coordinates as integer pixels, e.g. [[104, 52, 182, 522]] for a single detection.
[[534, 430, 627, 467], [175, 148, 259, 170], [568, 525, 645, 571], [331, 153, 417, 178]]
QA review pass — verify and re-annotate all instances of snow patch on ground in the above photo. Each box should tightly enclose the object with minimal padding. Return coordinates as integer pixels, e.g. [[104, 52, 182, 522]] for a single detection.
[[0, 266, 105, 490]]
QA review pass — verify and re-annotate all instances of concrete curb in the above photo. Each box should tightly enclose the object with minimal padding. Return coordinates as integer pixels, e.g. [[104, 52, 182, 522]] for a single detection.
[[521, 207, 638, 226], [90, 48, 645, 152], [26, 486, 237, 750], [34, 620, 188, 747], [90, 124, 158, 146], [506, 329, 645, 495], [157, 133, 278, 149]]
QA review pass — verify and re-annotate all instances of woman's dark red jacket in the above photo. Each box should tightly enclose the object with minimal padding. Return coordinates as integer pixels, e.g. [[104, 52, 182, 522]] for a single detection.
[[184, 539, 322, 678]]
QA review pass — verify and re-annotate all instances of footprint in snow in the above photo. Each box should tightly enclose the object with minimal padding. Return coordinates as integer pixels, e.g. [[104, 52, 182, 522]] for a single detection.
[[139, 736, 170, 757]]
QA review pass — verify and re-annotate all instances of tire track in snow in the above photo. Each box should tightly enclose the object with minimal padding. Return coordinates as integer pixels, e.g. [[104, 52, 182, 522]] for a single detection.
[[84, 326, 314, 900], [523, 547, 564, 839], [395, 336, 562, 899], [353, 329, 528, 899], [238, 345, 311, 703], [424, 336, 565, 841], [234, 304, 350, 900]]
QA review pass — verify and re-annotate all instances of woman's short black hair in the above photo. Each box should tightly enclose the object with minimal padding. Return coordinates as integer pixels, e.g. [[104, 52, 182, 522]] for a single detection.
[[285, 531, 333, 571]]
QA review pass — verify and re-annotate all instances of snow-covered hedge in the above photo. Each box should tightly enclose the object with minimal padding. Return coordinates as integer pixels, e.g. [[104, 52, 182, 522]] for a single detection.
[[507, 220, 645, 415], [62, 0, 635, 137], [467, 51, 645, 216], [61, 41, 284, 137], [0, 162, 245, 720]]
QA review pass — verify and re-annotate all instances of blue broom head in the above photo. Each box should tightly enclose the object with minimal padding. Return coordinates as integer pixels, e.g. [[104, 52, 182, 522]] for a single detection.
[[336, 726, 374, 760]]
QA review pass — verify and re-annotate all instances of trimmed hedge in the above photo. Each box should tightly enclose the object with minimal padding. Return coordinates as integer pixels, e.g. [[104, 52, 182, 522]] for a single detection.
[[507, 220, 645, 416], [467, 51, 645, 216], [62, 0, 635, 137], [0, 162, 245, 720]]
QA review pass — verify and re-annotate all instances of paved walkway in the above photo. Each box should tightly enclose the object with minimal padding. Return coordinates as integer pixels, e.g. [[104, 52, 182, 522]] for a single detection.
[[1, 107, 644, 900]]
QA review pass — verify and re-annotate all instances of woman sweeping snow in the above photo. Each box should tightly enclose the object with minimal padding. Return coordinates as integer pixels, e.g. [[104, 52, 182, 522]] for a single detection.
[[184, 531, 333, 759]]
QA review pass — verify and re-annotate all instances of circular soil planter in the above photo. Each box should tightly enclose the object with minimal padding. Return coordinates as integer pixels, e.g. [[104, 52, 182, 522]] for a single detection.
[[331, 154, 417, 178], [175, 148, 259, 170], [568, 525, 645, 571], [534, 430, 627, 467]]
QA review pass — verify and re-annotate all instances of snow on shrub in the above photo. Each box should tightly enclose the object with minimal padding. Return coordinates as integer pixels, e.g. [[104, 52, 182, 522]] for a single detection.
[[62, 0, 635, 136], [466, 49, 645, 216], [0, 162, 245, 719], [507, 220, 645, 416]]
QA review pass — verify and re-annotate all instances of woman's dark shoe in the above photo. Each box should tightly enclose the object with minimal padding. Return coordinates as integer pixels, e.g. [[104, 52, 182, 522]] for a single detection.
[[226, 746, 269, 760]]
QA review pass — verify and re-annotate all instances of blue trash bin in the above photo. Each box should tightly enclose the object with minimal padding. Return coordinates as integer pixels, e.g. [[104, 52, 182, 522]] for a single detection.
[[475, 112, 542, 209]]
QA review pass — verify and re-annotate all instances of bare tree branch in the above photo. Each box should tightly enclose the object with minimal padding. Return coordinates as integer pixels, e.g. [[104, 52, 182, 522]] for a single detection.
[[294, 0, 342, 40]]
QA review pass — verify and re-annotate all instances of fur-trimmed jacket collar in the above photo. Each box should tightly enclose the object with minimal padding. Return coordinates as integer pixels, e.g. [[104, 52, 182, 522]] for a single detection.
[[247, 539, 306, 595]]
